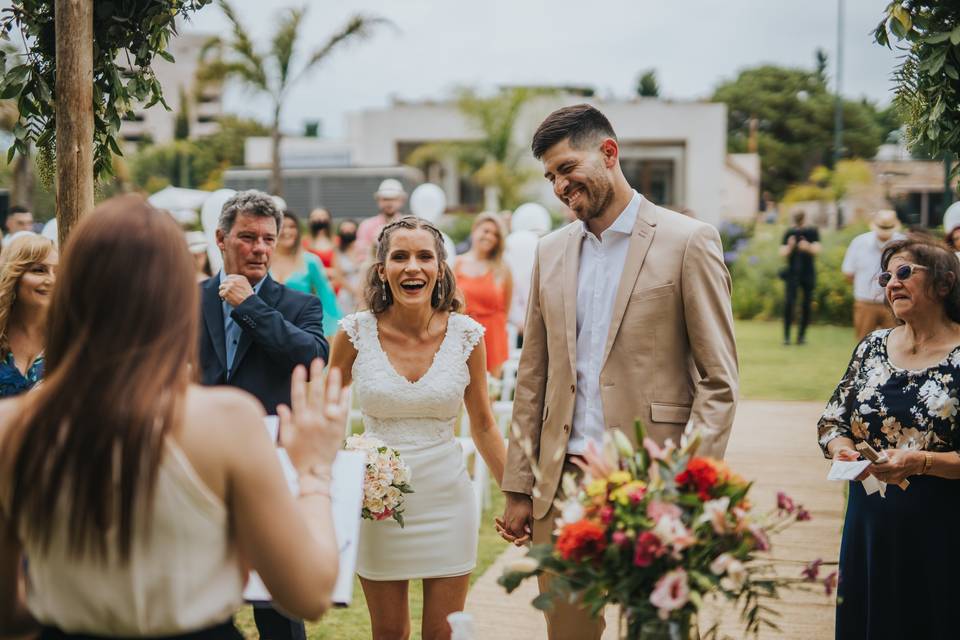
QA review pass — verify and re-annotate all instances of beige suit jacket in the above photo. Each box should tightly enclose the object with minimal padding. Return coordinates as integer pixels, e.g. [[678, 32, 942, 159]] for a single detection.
[[502, 198, 739, 520]]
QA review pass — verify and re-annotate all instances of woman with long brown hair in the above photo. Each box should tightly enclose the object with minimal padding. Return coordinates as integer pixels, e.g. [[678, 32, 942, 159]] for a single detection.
[[0, 234, 57, 398], [329, 216, 506, 640], [0, 195, 347, 638], [454, 212, 512, 377]]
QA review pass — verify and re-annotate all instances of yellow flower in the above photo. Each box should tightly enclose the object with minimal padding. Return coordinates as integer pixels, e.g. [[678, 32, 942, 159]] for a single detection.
[[610, 480, 647, 505], [586, 479, 608, 497], [608, 471, 632, 485]]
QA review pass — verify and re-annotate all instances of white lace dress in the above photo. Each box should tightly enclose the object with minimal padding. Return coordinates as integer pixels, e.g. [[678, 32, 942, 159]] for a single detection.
[[341, 310, 484, 581]]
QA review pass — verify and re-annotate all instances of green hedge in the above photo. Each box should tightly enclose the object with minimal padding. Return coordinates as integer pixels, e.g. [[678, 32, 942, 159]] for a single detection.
[[728, 223, 868, 325]]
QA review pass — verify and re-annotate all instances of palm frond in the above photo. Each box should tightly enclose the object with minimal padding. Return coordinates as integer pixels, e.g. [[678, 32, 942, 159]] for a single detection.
[[292, 14, 393, 85], [271, 7, 306, 88], [213, 0, 268, 87]]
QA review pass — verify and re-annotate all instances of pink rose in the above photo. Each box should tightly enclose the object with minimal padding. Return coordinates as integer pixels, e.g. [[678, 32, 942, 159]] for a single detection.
[[633, 531, 662, 567], [646, 500, 682, 523]]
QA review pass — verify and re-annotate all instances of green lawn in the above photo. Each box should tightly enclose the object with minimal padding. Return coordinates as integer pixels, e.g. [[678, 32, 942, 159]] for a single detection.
[[735, 320, 855, 402], [236, 484, 507, 640]]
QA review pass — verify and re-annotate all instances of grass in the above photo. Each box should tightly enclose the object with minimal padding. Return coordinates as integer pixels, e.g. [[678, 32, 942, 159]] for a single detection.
[[735, 319, 856, 402], [235, 483, 507, 640]]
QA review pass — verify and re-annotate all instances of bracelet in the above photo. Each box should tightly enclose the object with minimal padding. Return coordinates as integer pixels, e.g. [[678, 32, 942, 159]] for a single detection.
[[298, 473, 331, 499], [921, 452, 934, 476]]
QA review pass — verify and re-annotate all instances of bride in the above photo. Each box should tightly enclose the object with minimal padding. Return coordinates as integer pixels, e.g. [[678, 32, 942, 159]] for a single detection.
[[329, 216, 507, 640]]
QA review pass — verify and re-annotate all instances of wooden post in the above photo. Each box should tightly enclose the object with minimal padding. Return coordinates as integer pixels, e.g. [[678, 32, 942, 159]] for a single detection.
[[55, 0, 94, 249]]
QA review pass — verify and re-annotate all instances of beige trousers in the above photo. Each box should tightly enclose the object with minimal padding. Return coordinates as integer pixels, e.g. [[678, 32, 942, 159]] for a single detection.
[[853, 300, 896, 341], [531, 460, 605, 640]]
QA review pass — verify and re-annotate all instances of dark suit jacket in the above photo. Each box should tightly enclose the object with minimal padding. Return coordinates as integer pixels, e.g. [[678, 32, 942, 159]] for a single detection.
[[199, 274, 329, 414]]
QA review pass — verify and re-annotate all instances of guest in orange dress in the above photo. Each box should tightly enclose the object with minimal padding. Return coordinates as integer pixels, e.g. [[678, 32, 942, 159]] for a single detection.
[[455, 212, 512, 377], [304, 207, 344, 292]]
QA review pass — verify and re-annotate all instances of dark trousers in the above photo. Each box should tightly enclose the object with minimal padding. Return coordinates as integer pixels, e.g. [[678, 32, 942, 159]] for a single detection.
[[784, 277, 813, 341], [253, 605, 306, 640]]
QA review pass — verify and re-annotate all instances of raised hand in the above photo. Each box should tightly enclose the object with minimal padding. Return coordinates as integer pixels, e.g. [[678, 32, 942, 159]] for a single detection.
[[277, 359, 349, 476]]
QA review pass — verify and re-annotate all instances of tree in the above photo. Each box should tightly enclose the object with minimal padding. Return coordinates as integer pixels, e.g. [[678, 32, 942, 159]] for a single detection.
[[875, 3, 960, 165], [198, 0, 389, 197], [712, 64, 886, 198], [636, 69, 660, 98], [406, 87, 547, 211]]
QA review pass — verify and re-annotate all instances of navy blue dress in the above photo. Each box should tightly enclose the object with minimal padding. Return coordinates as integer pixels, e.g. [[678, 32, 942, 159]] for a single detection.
[[0, 352, 44, 398], [818, 329, 960, 639]]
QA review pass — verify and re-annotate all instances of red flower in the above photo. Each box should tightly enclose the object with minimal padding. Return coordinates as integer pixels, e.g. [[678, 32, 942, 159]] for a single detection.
[[824, 571, 838, 596], [633, 531, 663, 567], [675, 457, 720, 500], [796, 506, 811, 521], [776, 491, 796, 514], [599, 505, 615, 525], [801, 558, 823, 581], [556, 520, 608, 562]]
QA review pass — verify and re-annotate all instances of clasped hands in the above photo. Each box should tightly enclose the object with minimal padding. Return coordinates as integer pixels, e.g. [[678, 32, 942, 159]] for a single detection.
[[494, 492, 533, 546], [835, 446, 923, 486], [219, 274, 255, 307]]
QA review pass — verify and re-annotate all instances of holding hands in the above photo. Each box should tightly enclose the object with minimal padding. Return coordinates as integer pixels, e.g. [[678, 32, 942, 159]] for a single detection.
[[495, 492, 533, 546]]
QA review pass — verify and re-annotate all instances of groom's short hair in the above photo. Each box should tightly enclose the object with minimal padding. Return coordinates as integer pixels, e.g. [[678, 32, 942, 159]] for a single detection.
[[531, 104, 617, 159]]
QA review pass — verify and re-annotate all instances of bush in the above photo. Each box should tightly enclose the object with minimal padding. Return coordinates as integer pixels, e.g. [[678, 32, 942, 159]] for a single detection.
[[729, 223, 867, 325]]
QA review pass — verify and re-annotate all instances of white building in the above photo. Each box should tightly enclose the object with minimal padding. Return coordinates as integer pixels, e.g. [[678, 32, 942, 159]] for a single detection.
[[235, 93, 760, 227], [120, 31, 223, 145]]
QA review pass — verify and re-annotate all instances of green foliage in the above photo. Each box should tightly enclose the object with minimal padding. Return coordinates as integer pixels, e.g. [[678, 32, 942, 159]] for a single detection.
[[729, 223, 867, 325], [129, 115, 268, 191], [712, 64, 886, 198], [406, 87, 549, 210], [636, 69, 660, 97], [783, 159, 874, 204], [875, 2, 960, 169], [0, 0, 213, 179]]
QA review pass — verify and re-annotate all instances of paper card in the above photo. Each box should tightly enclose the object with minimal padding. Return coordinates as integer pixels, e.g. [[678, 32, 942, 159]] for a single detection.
[[244, 418, 365, 606], [861, 474, 887, 498], [827, 460, 871, 481]]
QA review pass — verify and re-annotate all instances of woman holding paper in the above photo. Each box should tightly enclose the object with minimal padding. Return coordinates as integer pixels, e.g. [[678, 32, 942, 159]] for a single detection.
[[0, 195, 347, 638], [329, 216, 507, 640], [818, 236, 960, 640]]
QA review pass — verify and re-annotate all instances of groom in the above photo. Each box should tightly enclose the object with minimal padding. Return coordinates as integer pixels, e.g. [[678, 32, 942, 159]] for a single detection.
[[498, 104, 739, 639]]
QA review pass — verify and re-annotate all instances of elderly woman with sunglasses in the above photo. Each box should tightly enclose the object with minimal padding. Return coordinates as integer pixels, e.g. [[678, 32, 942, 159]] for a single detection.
[[818, 236, 960, 640]]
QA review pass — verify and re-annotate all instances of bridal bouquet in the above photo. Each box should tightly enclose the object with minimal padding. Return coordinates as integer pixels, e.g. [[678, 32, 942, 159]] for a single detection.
[[499, 423, 832, 639], [345, 434, 414, 527]]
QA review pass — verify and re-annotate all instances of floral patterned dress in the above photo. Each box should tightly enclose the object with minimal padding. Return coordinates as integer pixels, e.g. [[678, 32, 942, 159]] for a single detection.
[[818, 328, 960, 640], [0, 352, 43, 398]]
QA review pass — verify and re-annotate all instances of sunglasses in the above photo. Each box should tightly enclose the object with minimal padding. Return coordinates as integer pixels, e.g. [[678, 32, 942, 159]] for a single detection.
[[878, 263, 928, 287]]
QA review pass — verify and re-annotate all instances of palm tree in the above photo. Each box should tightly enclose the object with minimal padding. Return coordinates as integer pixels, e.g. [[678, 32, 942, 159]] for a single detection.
[[198, 1, 389, 197]]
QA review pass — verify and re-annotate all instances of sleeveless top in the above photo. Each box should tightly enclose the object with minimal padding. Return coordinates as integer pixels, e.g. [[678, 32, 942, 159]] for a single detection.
[[17, 441, 244, 636], [454, 267, 509, 373], [340, 311, 484, 447]]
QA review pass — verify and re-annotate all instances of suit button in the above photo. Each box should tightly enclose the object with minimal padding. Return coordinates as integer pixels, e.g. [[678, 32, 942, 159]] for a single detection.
[[570, 384, 575, 394], [563, 424, 570, 433]]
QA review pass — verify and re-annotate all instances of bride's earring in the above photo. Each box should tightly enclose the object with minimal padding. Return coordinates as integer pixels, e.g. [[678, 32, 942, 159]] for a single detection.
[[437, 278, 443, 300], [381, 280, 388, 302]]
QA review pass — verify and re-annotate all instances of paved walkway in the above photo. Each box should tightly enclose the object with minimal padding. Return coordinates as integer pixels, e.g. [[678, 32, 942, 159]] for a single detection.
[[465, 400, 842, 639]]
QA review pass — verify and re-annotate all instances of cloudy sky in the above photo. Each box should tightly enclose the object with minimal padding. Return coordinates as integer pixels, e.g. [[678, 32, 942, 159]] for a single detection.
[[185, 0, 901, 137]]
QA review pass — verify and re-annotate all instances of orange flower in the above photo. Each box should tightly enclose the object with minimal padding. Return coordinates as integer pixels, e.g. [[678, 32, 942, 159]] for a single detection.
[[555, 520, 608, 562]]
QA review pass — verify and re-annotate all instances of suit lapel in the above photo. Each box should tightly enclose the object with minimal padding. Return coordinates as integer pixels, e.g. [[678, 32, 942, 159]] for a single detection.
[[600, 199, 657, 369], [231, 275, 280, 377], [201, 277, 227, 373], [561, 225, 582, 378]]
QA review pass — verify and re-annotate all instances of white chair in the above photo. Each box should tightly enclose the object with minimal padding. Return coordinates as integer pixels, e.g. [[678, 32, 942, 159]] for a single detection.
[[498, 358, 520, 402]]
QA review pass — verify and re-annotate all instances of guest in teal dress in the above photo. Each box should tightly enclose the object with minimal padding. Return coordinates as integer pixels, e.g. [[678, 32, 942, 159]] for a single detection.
[[272, 210, 342, 336], [0, 233, 58, 398]]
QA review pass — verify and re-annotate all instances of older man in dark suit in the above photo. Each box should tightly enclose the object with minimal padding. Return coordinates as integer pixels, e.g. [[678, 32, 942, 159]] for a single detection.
[[199, 189, 328, 640]]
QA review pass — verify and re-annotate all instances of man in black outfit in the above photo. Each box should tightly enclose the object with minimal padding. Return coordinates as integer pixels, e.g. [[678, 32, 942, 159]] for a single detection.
[[199, 189, 328, 640], [779, 210, 820, 345]]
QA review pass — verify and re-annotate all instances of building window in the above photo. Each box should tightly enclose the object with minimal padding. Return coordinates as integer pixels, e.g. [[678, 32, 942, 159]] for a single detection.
[[621, 159, 676, 206]]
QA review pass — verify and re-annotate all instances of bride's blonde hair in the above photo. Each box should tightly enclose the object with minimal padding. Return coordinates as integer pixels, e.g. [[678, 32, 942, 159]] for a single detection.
[[0, 234, 56, 359]]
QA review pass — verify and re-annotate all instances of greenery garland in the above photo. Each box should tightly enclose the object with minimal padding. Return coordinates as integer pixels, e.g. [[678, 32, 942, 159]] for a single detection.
[[0, 0, 212, 179], [875, 2, 960, 162]]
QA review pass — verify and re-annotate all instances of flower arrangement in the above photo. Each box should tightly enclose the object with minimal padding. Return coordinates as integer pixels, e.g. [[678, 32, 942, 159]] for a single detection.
[[345, 434, 414, 527], [499, 423, 831, 639]]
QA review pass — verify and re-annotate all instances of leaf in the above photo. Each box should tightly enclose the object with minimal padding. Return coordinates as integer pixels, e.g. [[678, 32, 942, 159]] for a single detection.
[[946, 65, 959, 81], [952, 26, 960, 46], [923, 32, 951, 44], [531, 592, 555, 611], [891, 5, 912, 32]]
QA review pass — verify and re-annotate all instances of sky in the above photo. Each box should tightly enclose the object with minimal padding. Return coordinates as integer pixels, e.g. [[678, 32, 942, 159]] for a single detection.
[[187, 1, 901, 137]]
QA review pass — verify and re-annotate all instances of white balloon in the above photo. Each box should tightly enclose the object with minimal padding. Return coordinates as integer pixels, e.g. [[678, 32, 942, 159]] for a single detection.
[[504, 230, 541, 328], [41, 219, 58, 246], [410, 183, 447, 224], [511, 202, 551, 235], [945, 201, 960, 234], [201, 188, 237, 275]]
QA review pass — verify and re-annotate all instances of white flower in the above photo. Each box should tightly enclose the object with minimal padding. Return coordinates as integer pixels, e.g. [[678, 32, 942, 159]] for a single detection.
[[710, 553, 734, 575], [611, 429, 635, 457], [384, 486, 401, 504], [858, 403, 876, 415], [366, 496, 385, 513], [698, 496, 730, 534], [506, 557, 540, 573], [720, 559, 747, 591], [653, 516, 694, 550], [559, 500, 585, 527], [896, 427, 925, 450], [822, 401, 845, 422]]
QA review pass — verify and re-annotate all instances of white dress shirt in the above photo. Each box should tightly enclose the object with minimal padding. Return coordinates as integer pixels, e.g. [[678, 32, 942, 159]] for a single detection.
[[568, 191, 642, 455], [841, 231, 905, 303]]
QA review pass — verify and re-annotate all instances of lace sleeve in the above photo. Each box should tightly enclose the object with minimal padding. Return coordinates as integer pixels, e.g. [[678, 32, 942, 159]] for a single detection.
[[338, 312, 364, 349], [817, 335, 871, 458], [457, 314, 486, 357]]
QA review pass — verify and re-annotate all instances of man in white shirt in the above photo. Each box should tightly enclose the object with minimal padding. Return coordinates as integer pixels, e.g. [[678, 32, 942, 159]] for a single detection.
[[841, 209, 905, 340], [498, 104, 738, 640]]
